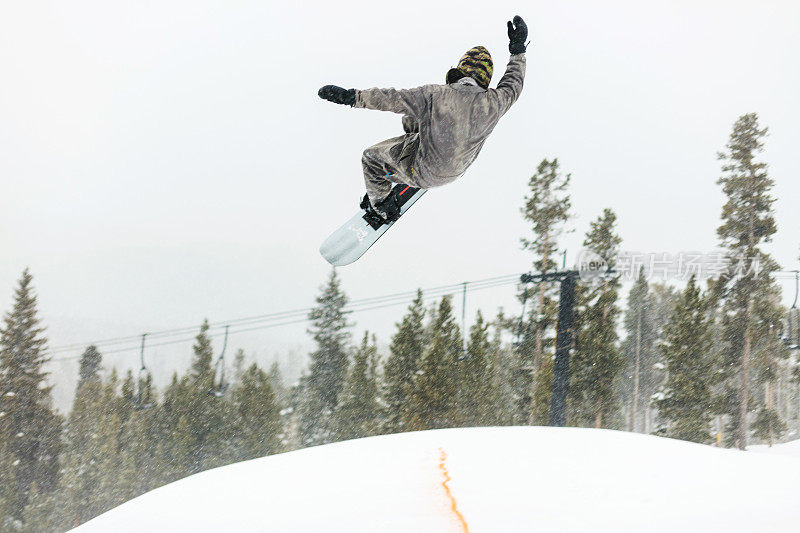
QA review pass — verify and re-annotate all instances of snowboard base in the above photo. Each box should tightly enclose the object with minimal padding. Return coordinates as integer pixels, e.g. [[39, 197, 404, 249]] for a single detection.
[[320, 184, 426, 266]]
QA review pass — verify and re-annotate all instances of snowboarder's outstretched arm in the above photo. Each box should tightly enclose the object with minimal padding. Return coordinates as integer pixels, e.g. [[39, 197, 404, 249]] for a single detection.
[[492, 55, 526, 116], [317, 83, 433, 118], [351, 85, 433, 117], [317, 15, 528, 116], [492, 15, 528, 115]]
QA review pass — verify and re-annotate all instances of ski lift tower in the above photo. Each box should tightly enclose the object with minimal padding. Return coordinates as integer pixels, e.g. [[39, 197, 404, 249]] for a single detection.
[[520, 264, 616, 427]]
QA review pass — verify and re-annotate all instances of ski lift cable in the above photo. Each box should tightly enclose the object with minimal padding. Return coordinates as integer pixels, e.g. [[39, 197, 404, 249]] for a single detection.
[[46, 275, 519, 353], [48, 277, 522, 363], [48, 266, 799, 360], [45, 272, 523, 355], [57, 293, 503, 361], [55, 266, 800, 359]]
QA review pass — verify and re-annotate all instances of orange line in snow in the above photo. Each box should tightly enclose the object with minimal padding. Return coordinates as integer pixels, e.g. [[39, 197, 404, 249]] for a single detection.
[[438, 447, 469, 532]]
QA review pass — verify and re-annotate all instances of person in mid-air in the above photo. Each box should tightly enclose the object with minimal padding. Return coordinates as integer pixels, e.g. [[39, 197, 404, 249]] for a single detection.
[[318, 15, 528, 222]]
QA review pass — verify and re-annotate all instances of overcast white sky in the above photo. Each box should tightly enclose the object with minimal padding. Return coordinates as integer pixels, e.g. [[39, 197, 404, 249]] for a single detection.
[[1, 1, 799, 408]]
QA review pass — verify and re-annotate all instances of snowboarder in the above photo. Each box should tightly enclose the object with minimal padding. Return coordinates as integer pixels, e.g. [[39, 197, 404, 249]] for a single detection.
[[318, 15, 528, 222]]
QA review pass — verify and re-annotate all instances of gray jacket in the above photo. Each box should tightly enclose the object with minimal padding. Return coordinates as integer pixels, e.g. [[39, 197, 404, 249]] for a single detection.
[[354, 54, 526, 188]]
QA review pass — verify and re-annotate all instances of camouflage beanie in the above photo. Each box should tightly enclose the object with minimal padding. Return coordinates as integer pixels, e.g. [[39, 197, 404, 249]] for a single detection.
[[454, 46, 493, 89]]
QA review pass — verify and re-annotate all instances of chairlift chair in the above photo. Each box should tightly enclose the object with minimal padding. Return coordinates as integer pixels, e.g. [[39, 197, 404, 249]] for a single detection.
[[782, 271, 799, 350], [134, 333, 155, 410], [209, 325, 230, 397]]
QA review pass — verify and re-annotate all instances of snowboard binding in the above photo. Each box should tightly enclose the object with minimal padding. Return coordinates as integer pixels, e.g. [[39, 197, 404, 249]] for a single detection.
[[360, 185, 421, 230], [322, 185, 427, 266], [360, 192, 401, 229]]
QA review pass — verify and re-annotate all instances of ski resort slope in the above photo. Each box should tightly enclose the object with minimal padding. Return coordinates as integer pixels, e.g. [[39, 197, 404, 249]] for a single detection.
[[71, 427, 800, 533]]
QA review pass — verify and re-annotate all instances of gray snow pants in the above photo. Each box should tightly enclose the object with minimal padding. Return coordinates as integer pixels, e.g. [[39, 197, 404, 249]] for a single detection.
[[362, 115, 425, 204]]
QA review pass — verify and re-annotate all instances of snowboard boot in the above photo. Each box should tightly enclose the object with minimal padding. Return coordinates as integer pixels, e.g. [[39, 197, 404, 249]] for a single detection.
[[375, 193, 402, 222], [360, 192, 401, 229]]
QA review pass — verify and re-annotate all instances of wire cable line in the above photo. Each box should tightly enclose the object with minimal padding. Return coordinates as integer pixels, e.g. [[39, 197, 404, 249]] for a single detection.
[[46, 273, 523, 362]]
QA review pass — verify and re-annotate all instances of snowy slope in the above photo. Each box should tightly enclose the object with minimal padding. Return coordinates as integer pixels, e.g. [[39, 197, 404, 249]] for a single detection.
[[749, 438, 800, 458], [71, 427, 800, 533]]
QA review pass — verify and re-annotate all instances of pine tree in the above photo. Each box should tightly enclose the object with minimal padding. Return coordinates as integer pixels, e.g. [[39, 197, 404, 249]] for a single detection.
[[113, 365, 162, 498], [155, 373, 191, 484], [336, 332, 380, 440], [301, 269, 352, 445], [267, 361, 288, 408], [751, 291, 790, 445], [639, 283, 679, 433], [382, 290, 426, 433], [0, 270, 63, 519], [0, 424, 19, 531], [232, 363, 282, 460], [53, 345, 110, 528], [190, 319, 214, 388], [621, 268, 657, 432], [59, 377, 108, 525], [156, 322, 230, 477], [489, 310, 520, 425], [93, 409, 128, 511], [519, 158, 572, 425], [116, 406, 163, 503], [76, 345, 102, 392], [456, 311, 498, 427], [18, 482, 62, 533], [656, 276, 715, 443], [715, 113, 781, 449], [569, 209, 624, 428], [405, 296, 461, 430], [182, 320, 227, 472], [232, 348, 247, 385]]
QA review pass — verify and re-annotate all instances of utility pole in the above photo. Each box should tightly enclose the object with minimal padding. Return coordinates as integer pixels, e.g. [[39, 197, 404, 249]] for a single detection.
[[550, 272, 577, 427], [461, 281, 468, 353], [520, 270, 578, 427], [520, 268, 612, 427]]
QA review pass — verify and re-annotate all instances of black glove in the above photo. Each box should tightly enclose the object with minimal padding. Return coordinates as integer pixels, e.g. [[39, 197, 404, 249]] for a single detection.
[[318, 85, 356, 106], [507, 15, 528, 54]]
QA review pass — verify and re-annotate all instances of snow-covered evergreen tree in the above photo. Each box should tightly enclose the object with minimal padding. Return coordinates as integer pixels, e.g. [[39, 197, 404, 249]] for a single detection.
[[232, 363, 282, 460], [267, 360, 288, 409], [116, 406, 163, 503], [60, 376, 110, 524], [155, 321, 232, 478], [751, 297, 790, 445], [0, 419, 19, 531], [336, 332, 380, 440], [488, 310, 520, 425], [382, 290, 425, 433], [656, 276, 715, 443], [714, 113, 782, 449], [182, 320, 229, 471], [569, 209, 624, 428], [76, 345, 102, 392], [621, 268, 659, 432], [0, 270, 63, 519], [405, 296, 461, 430], [232, 348, 247, 385], [519, 158, 572, 425], [456, 311, 498, 427], [300, 269, 352, 445]]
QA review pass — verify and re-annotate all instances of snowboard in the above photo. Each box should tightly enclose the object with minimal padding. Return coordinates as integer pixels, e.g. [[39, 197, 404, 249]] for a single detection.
[[320, 184, 427, 266]]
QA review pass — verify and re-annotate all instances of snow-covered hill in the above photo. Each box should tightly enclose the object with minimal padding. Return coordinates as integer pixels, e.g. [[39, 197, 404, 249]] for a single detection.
[[71, 427, 800, 533], [749, 438, 800, 458]]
